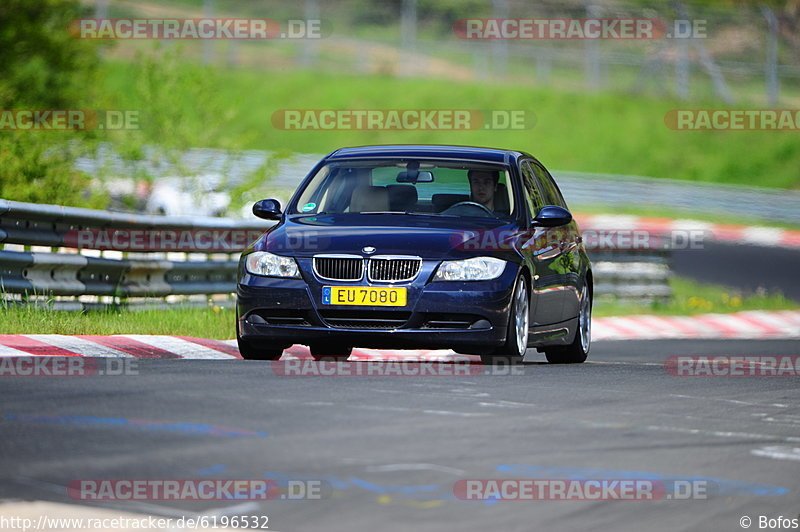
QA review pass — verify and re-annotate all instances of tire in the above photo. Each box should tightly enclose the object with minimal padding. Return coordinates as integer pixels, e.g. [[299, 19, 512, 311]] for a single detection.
[[544, 286, 591, 364], [310, 343, 353, 361], [237, 336, 285, 360], [480, 274, 529, 365]]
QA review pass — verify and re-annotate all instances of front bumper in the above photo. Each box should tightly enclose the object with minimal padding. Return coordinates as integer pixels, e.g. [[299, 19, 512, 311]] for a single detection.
[[236, 261, 518, 350]]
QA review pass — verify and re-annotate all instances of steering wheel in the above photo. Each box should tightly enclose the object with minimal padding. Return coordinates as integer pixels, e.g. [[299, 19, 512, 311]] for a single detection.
[[442, 201, 497, 218]]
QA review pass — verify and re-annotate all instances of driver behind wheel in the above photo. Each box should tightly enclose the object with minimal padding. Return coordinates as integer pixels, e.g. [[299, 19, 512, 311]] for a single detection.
[[467, 169, 500, 211]]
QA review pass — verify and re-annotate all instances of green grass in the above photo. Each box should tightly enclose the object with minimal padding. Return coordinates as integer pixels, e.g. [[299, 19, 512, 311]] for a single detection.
[[0, 304, 236, 339], [1, 277, 795, 338], [593, 277, 799, 317], [98, 57, 800, 190]]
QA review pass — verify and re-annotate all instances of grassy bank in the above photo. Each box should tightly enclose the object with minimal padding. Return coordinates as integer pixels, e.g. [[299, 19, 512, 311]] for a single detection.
[[1, 278, 795, 338], [592, 277, 798, 317], [99, 57, 800, 189], [0, 305, 235, 339]]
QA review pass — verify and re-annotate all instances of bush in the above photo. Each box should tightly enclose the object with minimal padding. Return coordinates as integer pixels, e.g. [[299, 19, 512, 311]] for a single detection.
[[0, 0, 107, 207]]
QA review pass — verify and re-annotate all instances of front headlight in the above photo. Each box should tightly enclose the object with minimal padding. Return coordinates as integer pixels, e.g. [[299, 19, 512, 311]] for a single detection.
[[433, 257, 507, 281], [244, 252, 300, 278]]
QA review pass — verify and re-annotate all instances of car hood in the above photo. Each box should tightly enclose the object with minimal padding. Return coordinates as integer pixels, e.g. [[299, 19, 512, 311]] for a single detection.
[[254, 213, 521, 260]]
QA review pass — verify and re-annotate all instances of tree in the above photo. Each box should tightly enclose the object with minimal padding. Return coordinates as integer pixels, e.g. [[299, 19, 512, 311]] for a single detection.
[[0, 0, 107, 207]]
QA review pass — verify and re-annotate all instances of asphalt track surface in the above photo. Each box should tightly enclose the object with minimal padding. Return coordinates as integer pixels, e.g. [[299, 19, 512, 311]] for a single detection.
[[1, 339, 799, 532], [673, 242, 800, 302]]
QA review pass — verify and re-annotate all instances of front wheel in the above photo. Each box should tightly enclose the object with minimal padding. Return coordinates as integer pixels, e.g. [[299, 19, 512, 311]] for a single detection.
[[237, 336, 286, 360], [480, 274, 529, 365], [545, 287, 591, 364]]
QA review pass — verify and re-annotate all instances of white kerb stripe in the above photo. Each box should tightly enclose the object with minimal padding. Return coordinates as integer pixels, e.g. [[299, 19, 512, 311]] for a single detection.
[[628, 315, 688, 339], [671, 219, 715, 232], [122, 335, 234, 359], [773, 310, 800, 327], [590, 320, 621, 340], [584, 214, 640, 231], [604, 316, 658, 338], [743, 311, 800, 334], [592, 319, 651, 340], [742, 227, 785, 246], [699, 314, 768, 338], [666, 316, 710, 337], [24, 335, 133, 357]]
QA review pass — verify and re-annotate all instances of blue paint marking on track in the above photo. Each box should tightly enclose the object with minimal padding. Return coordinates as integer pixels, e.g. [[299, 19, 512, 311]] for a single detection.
[[264, 471, 444, 497], [2, 414, 268, 437], [496, 465, 789, 496], [346, 477, 441, 494], [221, 463, 790, 506], [263, 471, 346, 489], [196, 464, 228, 475]]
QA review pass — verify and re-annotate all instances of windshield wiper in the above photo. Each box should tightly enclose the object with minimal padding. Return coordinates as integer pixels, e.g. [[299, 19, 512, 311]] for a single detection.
[[357, 211, 462, 218]]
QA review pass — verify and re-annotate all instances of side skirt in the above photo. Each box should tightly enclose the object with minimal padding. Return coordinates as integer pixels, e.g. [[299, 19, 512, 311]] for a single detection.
[[528, 316, 579, 348]]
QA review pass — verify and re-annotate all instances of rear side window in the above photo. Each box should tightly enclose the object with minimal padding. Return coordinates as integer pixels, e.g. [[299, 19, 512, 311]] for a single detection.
[[531, 162, 567, 208], [520, 161, 544, 218]]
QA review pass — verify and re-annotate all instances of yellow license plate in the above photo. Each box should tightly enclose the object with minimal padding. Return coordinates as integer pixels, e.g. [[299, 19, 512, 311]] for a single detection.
[[322, 286, 407, 306]]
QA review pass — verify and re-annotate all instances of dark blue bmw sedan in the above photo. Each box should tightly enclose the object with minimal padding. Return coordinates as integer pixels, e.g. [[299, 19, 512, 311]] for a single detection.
[[236, 145, 592, 364]]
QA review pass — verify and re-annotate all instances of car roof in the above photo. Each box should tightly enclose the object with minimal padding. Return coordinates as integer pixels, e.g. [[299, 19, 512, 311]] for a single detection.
[[326, 145, 526, 165]]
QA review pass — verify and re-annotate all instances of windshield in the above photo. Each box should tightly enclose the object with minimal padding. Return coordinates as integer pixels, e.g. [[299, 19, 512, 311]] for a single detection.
[[290, 158, 515, 219]]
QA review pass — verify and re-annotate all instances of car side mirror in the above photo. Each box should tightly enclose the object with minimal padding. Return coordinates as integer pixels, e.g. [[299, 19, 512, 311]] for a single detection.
[[253, 199, 282, 220], [533, 205, 572, 227]]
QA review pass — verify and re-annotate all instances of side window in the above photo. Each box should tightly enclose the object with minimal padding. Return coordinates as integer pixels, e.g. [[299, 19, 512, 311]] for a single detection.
[[521, 160, 544, 218], [531, 162, 567, 208]]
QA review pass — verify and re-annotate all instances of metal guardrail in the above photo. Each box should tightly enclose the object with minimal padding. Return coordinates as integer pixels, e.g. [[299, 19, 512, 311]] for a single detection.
[[589, 250, 671, 301], [1, 198, 671, 307], [0, 198, 270, 307], [554, 171, 800, 225], [0, 198, 270, 244], [0, 250, 238, 297]]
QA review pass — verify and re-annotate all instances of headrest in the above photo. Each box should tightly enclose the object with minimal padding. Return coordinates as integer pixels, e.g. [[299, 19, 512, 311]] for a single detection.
[[494, 182, 510, 214], [387, 185, 418, 211], [350, 185, 389, 212]]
